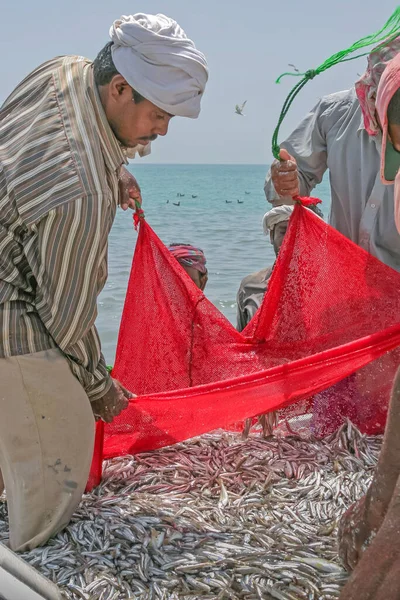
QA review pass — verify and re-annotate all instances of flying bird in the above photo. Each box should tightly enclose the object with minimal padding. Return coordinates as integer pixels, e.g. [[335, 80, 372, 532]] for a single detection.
[[226, 200, 232, 204], [237, 200, 244, 204], [173, 202, 181, 207], [288, 63, 300, 73], [235, 101, 247, 116], [192, 194, 198, 198]]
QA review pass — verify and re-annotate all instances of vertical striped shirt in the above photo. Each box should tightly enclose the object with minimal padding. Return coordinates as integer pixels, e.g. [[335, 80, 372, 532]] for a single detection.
[[0, 55, 127, 400]]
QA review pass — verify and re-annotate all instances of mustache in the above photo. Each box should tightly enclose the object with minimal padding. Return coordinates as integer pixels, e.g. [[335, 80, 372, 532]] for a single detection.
[[138, 135, 158, 142]]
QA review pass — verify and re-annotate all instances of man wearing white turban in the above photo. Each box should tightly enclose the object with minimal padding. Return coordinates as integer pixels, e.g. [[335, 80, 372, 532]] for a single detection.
[[110, 14, 208, 119], [0, 13, 208, 552], [95, 13, 208, 151]]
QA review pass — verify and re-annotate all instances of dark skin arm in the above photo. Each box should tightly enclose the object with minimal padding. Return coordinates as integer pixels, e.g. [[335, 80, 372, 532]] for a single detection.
[[118, 166, 142, 210]]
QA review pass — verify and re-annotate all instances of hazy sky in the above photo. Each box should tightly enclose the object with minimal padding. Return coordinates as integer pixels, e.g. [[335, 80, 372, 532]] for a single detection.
[[1, 1, 397, 163]]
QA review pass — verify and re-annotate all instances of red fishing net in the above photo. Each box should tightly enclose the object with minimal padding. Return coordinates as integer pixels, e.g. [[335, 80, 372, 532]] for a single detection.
[[86, 203, 400, 489]]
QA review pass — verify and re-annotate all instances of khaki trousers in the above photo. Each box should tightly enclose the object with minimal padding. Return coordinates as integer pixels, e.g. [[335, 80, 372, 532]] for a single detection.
[[0, 349, 95, 551]]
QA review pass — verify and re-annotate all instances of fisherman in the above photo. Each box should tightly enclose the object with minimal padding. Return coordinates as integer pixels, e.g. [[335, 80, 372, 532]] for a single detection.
[[168, 244, 208, 290], [266, 38, 400, 272], [236, 204, 323, 331], [0, 12, 208, 552], [337, 49, 400, 600]]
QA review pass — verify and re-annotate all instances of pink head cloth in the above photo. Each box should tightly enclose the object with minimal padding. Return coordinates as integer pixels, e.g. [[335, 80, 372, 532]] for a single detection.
[[355, 36, 400, 135], [168, 244, 207, 274]]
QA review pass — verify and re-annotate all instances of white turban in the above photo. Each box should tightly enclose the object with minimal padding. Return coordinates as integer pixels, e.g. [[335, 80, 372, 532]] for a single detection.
[[262, 205, 294, 234], [109, 14, 208, 118]]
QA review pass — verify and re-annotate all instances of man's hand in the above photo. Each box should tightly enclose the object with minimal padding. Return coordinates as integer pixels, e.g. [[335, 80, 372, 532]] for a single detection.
[[119, 166, 142, 211], [91, 379, 134, 423], [271, 149, 299, 198]]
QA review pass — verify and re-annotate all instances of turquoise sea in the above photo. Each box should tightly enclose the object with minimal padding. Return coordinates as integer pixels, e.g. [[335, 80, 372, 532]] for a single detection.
[[97, 164, 331, 364]]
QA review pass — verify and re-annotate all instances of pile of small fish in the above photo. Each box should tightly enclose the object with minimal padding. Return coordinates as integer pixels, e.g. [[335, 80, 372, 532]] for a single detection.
[[0, 421, 381, 599]]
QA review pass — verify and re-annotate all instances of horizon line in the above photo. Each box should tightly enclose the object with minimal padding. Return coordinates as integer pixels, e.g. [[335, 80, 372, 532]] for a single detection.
[[129, 162, 269, 166]]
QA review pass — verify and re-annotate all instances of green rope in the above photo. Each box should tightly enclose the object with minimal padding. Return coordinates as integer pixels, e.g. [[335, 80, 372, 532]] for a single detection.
[[271, 7, 400, 159]]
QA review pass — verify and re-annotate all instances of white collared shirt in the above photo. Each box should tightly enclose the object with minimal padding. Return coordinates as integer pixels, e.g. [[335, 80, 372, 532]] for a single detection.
[[264, 88, 400, 271]]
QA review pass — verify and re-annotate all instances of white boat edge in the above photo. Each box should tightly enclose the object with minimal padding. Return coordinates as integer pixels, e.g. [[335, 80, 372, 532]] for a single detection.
[[0, 542, 62, 600]]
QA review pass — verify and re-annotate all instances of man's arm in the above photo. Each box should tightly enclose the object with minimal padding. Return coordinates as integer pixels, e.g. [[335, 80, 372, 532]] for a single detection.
[[30, 195, 113, 401], [264, 96, 330, 204], [236, 285, 248, 333]]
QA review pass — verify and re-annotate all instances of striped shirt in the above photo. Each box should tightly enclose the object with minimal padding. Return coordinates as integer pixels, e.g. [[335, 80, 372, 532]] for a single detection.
[[0, 56, 127, 400]]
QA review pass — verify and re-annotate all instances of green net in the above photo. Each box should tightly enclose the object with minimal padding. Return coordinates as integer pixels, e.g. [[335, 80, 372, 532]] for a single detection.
[[271, 7, 400, 160]]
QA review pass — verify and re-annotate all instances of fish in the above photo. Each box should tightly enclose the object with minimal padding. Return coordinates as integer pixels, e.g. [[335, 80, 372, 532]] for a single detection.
[[0, 421, 379, 599]]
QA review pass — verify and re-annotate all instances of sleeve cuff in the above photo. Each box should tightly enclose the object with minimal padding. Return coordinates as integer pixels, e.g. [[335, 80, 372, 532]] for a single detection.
[[66, 356, 113, 401]]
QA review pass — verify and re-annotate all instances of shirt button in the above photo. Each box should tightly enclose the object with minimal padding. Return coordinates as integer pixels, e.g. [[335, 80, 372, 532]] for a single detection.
[[371, 203, 376, 208]]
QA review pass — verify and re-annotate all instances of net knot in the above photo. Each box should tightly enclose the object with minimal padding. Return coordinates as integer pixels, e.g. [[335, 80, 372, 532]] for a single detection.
[[305, 69, 317, 80], [293, 195, 322, 207], [134, 200, 145, 231]]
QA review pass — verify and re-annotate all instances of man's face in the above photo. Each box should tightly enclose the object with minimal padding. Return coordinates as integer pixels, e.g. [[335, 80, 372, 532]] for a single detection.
[[182, 265, 208, 291], [270, 221, 289, 256], [101, 75, 174, 148]]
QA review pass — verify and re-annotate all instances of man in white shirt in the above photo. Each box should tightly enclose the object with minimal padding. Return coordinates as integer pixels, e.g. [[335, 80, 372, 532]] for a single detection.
[[265, 38, 400, 272]]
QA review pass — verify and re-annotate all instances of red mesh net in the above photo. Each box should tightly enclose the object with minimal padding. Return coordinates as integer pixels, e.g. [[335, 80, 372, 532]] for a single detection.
[[86, 204, 400, 489]]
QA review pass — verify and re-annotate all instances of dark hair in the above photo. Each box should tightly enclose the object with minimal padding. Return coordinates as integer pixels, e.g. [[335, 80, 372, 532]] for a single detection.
[[93, 42, 146, 104]]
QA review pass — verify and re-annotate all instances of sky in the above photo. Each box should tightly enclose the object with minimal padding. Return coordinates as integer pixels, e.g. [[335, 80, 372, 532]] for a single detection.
[[1, 0, 398, 164]]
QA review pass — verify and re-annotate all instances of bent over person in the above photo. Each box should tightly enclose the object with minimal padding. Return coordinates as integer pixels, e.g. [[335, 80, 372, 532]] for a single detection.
[[0, 12, 208, 551]]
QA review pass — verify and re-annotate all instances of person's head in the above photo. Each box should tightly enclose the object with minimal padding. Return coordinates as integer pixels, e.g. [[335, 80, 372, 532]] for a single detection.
[[262, 205, 293, 256], [93, 14, 208, 149], [262, 204, 324, 256], [93, 43, 173, 148], [168, 243, 208, 291], [355, 36, 400, 137]]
